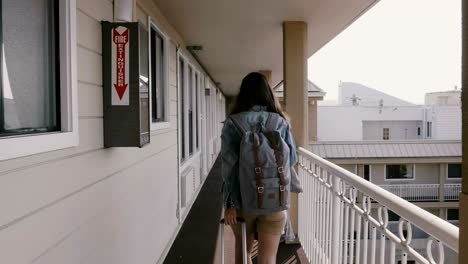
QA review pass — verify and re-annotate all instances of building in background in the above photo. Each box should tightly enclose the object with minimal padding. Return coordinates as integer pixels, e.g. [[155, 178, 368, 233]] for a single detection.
[[311, 82, 461, 262]]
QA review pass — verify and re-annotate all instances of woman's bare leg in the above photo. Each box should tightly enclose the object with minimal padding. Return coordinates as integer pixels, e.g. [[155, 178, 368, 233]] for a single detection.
[[257, 232, 281, 264]]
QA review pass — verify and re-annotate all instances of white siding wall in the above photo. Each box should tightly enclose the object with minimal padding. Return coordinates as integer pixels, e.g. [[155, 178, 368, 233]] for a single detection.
[[362, 120, 422, 140], [317, 106, 423, 141], [433, 106, 462, 140], [0, 1, 225, 263]]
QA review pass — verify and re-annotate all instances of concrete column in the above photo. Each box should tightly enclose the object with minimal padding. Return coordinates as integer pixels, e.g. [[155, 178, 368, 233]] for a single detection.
[[439, 164, 446, 202], [460, 1, 468, 262], [114, 0, 133, 22], [283, 22, 308, 146], [283, 21, 308, 240], [259, 70, 272, 85], [308, 98, 318, 143]]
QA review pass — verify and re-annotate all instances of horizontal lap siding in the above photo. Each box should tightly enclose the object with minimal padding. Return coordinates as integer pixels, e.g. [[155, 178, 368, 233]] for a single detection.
[[0, 0, 182, 263]]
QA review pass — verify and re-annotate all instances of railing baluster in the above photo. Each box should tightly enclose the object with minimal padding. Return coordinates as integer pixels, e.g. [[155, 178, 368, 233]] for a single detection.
[[362, 197, 370, 264], [313, 165, 319, 263], [389, 242, 396, 264], [379, 233, 386, 264], [370, 226, 377, 264], [343, 189, 350, 264], [348, 189, 357, 264], [331, 175, 341, 264], [401, 252, 408, 264], [355, 206, 362, 264], [338, 183, 344, 264], [326, 173, 332, 260], [322, 172, 328, 262], [378, 207, 388, 264]]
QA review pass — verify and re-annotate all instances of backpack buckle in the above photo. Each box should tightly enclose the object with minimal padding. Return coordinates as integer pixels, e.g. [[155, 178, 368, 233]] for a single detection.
[[255, 167, 262, 174], [257, 186, 264, 193], [278, 166, 284, 173], [280, 185, 286, 192]]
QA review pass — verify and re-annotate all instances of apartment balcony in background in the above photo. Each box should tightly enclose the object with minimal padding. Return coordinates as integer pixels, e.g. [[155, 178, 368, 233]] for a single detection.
[[297, 148, 459, 263], [380, 183, 462, 202]]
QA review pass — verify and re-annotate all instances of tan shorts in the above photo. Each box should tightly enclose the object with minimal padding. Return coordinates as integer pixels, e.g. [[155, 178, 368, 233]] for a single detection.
[[232, 210, 287, 236]]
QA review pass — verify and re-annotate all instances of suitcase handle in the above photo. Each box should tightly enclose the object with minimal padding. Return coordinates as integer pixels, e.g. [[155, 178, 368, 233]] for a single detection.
[[219, 217, 248, 264], [220, 217, 245, 224]]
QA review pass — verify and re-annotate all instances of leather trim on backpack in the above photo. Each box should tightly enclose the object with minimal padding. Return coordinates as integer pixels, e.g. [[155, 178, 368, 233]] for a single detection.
[[252, 131, 264, 208]]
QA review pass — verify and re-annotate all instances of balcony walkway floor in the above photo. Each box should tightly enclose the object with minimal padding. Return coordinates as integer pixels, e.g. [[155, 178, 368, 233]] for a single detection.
[[164, 157, 308, 263]]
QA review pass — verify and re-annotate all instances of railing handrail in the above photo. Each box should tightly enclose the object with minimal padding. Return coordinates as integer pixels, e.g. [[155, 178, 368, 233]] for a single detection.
[[380, 183, 462, 187], [445, 183, 463, 186], [380, 184, 440, 187], [298, 147, 459, 252]]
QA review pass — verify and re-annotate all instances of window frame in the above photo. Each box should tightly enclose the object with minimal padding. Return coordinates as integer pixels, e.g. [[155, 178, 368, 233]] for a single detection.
[[177, 51, 203, 164], [384, 164, 416, 181], [426, 121, 432, 138], [382, 127, 390, 140], [148, 17, 170, 131], [447, 208, 459, 221], [363, 164, 372, 181], [447, 163, 462, 179], [178, 53, 186, 163], [0, 0, 78, 161]]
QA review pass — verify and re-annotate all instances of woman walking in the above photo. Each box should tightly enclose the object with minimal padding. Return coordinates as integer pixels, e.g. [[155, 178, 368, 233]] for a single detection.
[[221, 72, 302, 264]]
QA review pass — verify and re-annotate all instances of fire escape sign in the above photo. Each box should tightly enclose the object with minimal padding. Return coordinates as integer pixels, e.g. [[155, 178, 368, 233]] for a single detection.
[[111, 26, 130, 105]]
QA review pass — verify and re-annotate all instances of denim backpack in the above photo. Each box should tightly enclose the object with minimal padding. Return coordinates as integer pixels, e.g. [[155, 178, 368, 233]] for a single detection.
[[230, 112, 291, 214]]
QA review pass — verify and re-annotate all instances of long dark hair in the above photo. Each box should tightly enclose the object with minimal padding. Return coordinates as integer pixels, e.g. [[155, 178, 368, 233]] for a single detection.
[[230, 72, 286, 119]]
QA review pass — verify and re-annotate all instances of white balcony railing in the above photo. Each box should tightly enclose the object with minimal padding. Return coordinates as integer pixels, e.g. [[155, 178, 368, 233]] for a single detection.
[[380, 184, 439, 201], [297, 147, 459, 264], [380, 184, 461, 202], [445, 184, 462, 201]]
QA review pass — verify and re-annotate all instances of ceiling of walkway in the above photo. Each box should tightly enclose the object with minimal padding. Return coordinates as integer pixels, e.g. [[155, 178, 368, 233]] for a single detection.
[[154, 0, 379, 96]]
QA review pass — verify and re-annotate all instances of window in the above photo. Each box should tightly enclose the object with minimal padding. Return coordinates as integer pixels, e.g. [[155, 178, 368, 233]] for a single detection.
[[1, 0, 60, 137], [398, 261, 415, 264], [438, 96, 449, 105], [448, 163, 461, 179], [364, 165, 371, 181], [188, 66, 193, 156], [426, 121, 432, 138], [417, 127, 421, 136], [388, 210, 400, 222], [149, 22, 167, 125], [195, 72, 199, 150], [447, 209, 459, 221], [383, 128, 389, 140], [386, 164, 414, 180], [179, 57, 185, 161], [0, 0, 78, 160]]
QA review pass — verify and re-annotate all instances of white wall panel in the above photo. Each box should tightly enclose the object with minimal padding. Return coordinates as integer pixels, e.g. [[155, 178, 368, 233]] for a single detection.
[[77, 0, 113, 22], [77, 10, 102, 53], [77, 48, 102, 85], [0, 147, 178, 264], [78, 83, 103, 117]]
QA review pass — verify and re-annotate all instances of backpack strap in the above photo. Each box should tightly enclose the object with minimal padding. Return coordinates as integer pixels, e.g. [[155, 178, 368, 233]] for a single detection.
[[229, 115, 250, 135], [265, 113, 286, 206], [274, 146, 286, 207], [252, 132, 264, 208], [265, 112, 279, 131]]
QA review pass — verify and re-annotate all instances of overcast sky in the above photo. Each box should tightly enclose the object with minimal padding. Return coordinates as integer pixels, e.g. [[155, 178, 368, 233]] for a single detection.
[[308, 0, 461, 105]]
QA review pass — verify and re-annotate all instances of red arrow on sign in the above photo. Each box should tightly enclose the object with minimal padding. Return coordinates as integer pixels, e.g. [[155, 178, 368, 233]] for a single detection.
[[113, 28, 129, 100]]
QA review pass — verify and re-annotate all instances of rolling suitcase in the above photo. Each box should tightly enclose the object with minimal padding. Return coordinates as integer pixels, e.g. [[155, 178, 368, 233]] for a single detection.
[[219, 217, 248, 264]]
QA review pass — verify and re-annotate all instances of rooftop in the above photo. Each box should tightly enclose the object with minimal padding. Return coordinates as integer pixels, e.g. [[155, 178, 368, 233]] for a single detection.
[[309, 140, 462, 159]]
